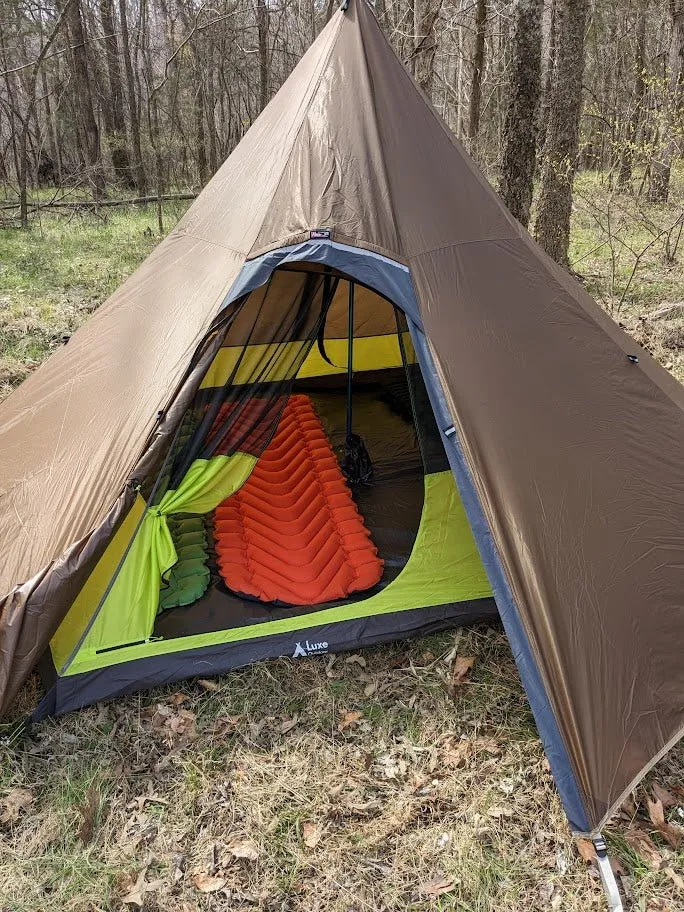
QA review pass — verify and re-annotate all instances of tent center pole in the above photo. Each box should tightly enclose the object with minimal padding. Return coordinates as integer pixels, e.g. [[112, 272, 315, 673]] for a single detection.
[[592, 835, 624, 911], [346, 280, 354, 443]]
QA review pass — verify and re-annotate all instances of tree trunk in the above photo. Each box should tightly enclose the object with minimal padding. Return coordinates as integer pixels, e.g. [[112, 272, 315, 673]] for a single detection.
[[118, 0, 146, 195], [64, 0, 105, 198], [455, 0, 465, 137], [538, 0, 556, 157], [467, 0, 487, 141], [257, 0, 270, 111], [617, 4, 647, 190], [40, 64, 62, 186], [99, 0, 134, 188], [413, 0, 440, 97], [649, 0, 684, 202], [195, 83, 209, 184], [499, 0, 543, 227], [206, 65, 219, 176], [534, 0, 589, 266]]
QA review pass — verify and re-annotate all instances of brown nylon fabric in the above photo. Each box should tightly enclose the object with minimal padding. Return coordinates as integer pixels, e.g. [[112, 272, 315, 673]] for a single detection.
[[250, 0, 684, 827], [0, 0, 682, 831], [0, 488, 134, 716], [0, 14, 342, 705]]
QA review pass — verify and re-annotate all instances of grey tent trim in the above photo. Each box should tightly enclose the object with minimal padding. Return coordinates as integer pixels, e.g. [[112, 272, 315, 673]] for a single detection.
[[220, 239, 423, 328], [215, 241, 591, 835]]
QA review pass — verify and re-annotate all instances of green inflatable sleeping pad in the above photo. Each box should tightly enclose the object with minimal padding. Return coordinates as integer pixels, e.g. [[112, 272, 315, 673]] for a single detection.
[[158, 514, 211, 611]]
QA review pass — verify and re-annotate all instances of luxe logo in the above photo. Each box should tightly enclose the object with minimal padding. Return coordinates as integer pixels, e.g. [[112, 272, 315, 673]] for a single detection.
[[292, 639, 329, 658]]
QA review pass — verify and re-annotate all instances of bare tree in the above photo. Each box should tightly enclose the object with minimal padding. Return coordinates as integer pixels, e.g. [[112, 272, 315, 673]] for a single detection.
[[617, 2, 647, 190], [257, 0, 270, 110], [64, 0, 105, 198], [535, 0, 590, 265], [467, 0, 487, 141], [0, 0, 680, 228], [413, 0, 441, 96], [119, 0, 146, 194], [12, 0, 72, 225], [99, 0, 134, 187], [538, 0, 556, 159], [499, 0, 544, 226], [649, 0, 684, 201]]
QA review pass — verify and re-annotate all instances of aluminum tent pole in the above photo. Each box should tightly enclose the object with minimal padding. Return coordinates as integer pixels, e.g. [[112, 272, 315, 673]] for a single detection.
[[345, 279, 354, 445], [341, 279, 373, 484]]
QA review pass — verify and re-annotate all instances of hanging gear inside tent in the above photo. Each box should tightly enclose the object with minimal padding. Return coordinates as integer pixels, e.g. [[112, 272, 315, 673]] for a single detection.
[[341, 280, 373, 485]]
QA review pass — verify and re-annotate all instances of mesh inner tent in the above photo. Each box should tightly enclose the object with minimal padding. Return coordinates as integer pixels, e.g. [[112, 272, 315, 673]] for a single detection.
[[165, 269, 339, 494]]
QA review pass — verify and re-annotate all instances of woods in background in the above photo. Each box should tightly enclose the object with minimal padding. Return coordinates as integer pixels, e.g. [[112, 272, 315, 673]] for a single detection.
[[1, 0, 683, 266]]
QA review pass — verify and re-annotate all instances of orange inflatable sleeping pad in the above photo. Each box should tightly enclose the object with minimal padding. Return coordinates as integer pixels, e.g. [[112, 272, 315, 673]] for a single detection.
[[213, 395, 384, 605]]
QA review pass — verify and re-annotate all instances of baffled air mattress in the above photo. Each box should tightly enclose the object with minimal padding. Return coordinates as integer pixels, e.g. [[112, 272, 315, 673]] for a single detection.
[[213, 395, 384, 605], [158, 514, 210, 611]]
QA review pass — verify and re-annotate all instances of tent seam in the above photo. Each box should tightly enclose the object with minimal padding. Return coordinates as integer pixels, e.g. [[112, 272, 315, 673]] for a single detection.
[[246, 13, 345, 260], [407, 235, 519, 260], [356, 8, 403, 257], [175, 232, 249, 258]]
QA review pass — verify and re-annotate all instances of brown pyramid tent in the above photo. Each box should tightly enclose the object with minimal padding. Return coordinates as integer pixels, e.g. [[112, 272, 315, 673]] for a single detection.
[[1, 0, 683, 872]]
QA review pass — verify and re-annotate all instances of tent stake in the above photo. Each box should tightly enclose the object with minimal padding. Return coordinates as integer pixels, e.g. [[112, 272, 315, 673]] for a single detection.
[[593, 835, 624, 912]]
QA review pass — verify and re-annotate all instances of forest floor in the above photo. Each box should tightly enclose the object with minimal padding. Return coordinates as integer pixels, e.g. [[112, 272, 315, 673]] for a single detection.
[[0, 174, 683, 912]]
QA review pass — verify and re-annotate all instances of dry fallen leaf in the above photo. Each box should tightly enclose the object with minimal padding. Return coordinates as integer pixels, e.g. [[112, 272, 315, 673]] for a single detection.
[[168, 692, 189, 706], [198, 678, 220, 692], [451, 655, 475, 686], [440, 738, 472, 769], [302, 820, 322, 848], [345, 654, 366, 668], [212, 714, 243, 736], [665, 867, 684, 891], [475, 737, 501, 755], [625, 827, 663, 870], [420, 876, 455, 897], [279, 715, 299, 734], [610, 856, 626, 877], [121, 870, 147, 908], [120, 869, 163, 906], [621, 794, 638, 818], [652, 783, 678, 809], [363, 681, 377, 697], [230, 839, 259, 861], [192, 873, 227, 893], [338, 710, 363, 732], [576, 838, 597, 864], [487, 805, 513, 819], [646, 793, 683, 849], [0, 788, 33, 825], [647, 795, 667, 827]]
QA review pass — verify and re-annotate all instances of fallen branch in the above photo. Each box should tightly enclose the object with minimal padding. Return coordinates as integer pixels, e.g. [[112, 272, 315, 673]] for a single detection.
[[0, 193, 197, 212], [647, 302, 684, 320]]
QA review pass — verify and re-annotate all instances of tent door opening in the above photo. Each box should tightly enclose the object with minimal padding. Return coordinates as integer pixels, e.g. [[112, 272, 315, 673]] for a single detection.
[[152, 266, 473, 639], [47, 263, 494, 685]]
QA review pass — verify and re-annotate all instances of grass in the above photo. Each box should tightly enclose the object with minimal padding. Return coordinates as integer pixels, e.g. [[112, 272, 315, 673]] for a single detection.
[[0, 202, 188, 400], [0, 185, 683, 911]]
